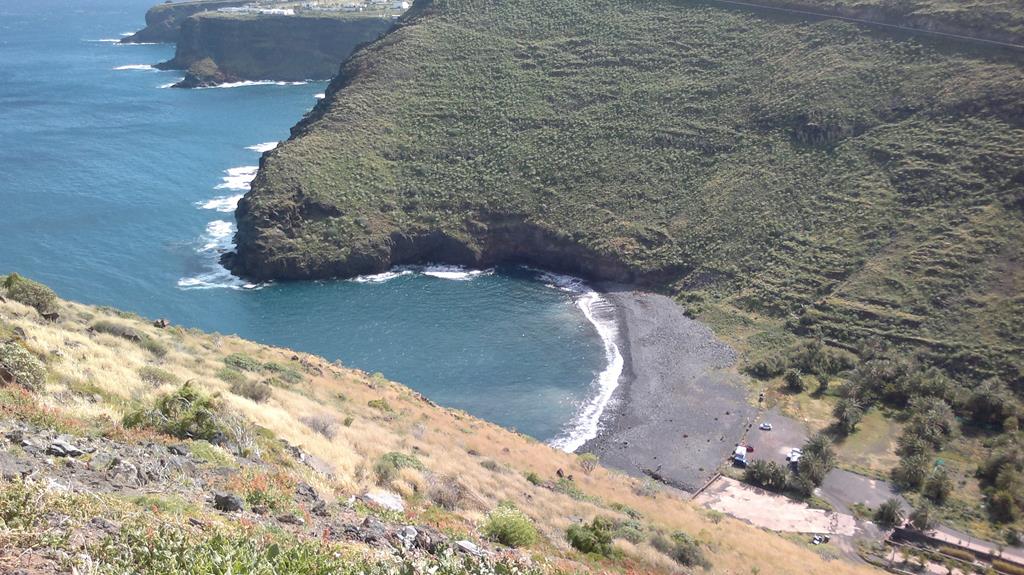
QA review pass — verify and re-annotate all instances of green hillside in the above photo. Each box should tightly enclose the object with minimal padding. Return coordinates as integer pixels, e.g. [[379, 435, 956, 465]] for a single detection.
[[232, 0, 1023, 386]]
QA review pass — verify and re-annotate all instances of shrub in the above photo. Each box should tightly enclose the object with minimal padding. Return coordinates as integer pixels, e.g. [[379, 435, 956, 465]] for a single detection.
[[91, 320, 142, 341], [480, 459, 502, 473], [139, 336, 168, 358], [368, 398, 392, 412], [566, 517, 614, 556], [301, 414, 338, 439], [938, 546, 974, 563], [230, 380, 272, 403], [374, 451, 424, 484], [746, 354, 787, 379], [428, 474, 464, 510], [578, 453, 599, 474], [482, 503, 538, 548], [608, 502, 643, 520], [342, 415, 354, 427], [2, 274, 57, 314], [123, 382, 223, 441], [784, 368, 806, 393], [524, 471, 542, 486], [893, 453, 930, 490], [224, 353, 262, 372], [216, 367, 247, 386], [0, 341, 46, 390], [922, 466, 952, 504], [994, 559, 1024, 575], [262, 362, 304, 384], [138, 366, 180, 387], [612, 520, 645, 544], [228, 469, 295, 512], [651, 531, 709, 568], [909, 504, 934, 531], [744, 459, 788, 492], [873, 497, 904, 529], [832, 396, 864, 435]]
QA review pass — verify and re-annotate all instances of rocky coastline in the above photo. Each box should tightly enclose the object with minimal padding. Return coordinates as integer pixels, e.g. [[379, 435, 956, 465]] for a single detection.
[[156, 12, 394, 87]]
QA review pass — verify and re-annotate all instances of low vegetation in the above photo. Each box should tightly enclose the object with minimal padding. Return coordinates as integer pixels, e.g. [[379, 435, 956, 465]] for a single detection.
[[0, 278, 903, 574]]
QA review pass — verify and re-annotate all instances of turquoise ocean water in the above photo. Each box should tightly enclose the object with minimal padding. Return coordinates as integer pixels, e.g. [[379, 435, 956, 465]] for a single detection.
[[0, 0, 618, 445]]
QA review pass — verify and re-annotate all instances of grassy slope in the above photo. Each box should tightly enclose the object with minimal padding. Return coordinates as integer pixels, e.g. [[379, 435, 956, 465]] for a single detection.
[[732, 0, 1024, 43], [239, 0, 1023, 387], [0, 287, 884, 574]]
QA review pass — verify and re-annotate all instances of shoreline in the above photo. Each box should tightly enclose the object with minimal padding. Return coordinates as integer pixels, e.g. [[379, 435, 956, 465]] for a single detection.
[[581, 286, 756, 493]]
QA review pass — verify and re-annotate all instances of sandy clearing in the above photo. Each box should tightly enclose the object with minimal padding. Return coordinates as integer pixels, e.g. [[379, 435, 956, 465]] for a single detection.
[[695, 477, 856, 535]]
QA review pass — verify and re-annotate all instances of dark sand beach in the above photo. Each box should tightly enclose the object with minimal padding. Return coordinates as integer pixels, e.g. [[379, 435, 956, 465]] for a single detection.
[[582, 289, 756, 493]]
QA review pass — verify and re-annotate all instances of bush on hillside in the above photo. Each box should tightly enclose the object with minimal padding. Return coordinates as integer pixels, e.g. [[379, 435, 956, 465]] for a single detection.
[[0, 342, 46, 390], [566, 517, 615, 556], [482, 503, 538, 548], [91, 320, 142, 341], [138, 365, 180, 387], [123, 382, 223, 441], [2, 274, 57, 314], [374, 452, 424, 485], [216, 367, 247, 386], [578, 452, 599, 474], [301, 414, 338, 439], [651, 531, 709, 568], [428, 474, 464, 510], [224, 353, 262, 372], [230, 379, 272, 403]]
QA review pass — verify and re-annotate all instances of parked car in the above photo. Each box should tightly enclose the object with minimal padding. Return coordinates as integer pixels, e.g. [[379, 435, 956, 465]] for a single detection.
[[786, 448, 803, 462], [759, 422, 773, 431], [811, 535, 830, 545]]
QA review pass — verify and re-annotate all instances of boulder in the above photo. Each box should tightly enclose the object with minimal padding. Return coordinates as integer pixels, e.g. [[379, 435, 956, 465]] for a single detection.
[[455, 540, 485, 556], [47, 439, 85, 458], [213, 492, 244, 512], [362, 489, 404, 512], [153, 319, 170, 328]]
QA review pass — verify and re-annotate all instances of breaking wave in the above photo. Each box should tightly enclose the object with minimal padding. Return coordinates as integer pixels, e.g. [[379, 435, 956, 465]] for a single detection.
[[541, 271, 624, 453], [215, 165, 258, 191], [246, 141, 279, 153], [113, 64, 155, 71], [177, 220, 259, 290]]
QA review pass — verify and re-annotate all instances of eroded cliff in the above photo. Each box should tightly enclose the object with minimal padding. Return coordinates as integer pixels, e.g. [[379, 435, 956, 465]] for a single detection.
[[157, 12, 394, 85]]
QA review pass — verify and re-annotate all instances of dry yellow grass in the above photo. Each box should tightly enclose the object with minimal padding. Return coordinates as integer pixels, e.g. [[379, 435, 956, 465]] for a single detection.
[[0, 293, 886, 575]]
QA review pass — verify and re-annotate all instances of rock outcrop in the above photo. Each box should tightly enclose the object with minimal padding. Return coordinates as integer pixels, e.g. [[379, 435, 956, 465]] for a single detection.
[[157, 12, 394, 85], [120, 0, 248, 44]]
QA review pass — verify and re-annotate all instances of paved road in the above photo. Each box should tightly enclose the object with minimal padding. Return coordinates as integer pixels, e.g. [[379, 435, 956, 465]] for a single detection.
[[820, 469, 909, 516]]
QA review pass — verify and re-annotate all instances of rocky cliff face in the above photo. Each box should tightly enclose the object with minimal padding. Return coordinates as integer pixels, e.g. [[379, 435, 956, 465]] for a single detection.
[[120, 0, 247, 44], [157, 13, 394, 84]]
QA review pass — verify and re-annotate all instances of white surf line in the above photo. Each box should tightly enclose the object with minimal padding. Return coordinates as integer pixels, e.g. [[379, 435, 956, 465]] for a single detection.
[[177, 220, 257, 290], [196, 80, 310, 89], [538, 271, 624, 453], [246, 141, 279, 153], [347, 264, 493, 283], [113, 64, 155, 71]]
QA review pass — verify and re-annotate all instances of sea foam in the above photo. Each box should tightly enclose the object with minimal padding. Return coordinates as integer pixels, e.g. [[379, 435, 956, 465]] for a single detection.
[[215, 165, 258, 191], [314, 93, 326, 100], [542, 272, 625, 453], [246, 141, 279, 153], [113, 64, 155, 71], [196, 194, 244, 213], [177, 219, 260, 290], [348, 264, 493, 284], [198, 80, 309, 89]]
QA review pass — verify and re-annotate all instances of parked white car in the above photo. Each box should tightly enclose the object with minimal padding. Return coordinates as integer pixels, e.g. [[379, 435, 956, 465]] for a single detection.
[[759, 422, 773, 431]]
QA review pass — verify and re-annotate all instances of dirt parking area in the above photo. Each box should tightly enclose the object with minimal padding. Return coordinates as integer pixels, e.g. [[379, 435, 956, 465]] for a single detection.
[[745, 406, 808, 466], [695, 477, 856, 536]]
